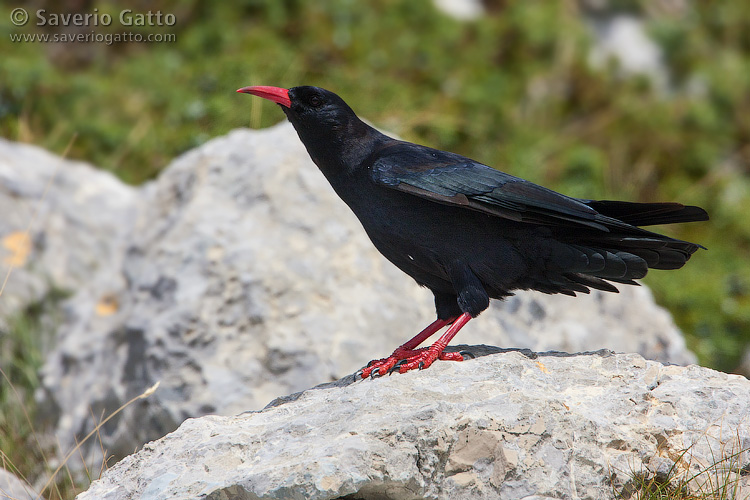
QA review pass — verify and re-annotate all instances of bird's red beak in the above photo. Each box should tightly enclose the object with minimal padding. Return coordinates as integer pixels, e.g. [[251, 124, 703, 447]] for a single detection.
[[236, 86, 291, 108]]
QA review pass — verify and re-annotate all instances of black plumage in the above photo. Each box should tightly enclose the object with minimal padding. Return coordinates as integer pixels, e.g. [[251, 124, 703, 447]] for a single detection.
[[237, 85, 708, 377]]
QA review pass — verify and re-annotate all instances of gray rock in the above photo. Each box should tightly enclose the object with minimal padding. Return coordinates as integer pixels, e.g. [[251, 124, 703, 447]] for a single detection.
[[0, 469, 38, 500], [0, 138, 137, 323], [588, 15, 668, 92], [432, 0, 484, 21], [35, 122, 697, 470], [76, 351, 750, 500]]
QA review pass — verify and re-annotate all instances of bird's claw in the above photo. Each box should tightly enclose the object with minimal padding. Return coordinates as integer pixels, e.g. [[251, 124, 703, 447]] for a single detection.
[[357, 344, 465, 380], [459, 350, 476, 360], [387, 359, 407, 376]]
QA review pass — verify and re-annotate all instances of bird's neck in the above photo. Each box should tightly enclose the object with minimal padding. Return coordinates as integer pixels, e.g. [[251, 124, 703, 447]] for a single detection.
[[294, 119, 389, 184]]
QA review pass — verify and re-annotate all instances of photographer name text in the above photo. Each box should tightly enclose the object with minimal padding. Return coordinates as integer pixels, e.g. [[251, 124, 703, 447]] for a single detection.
[[32, 9, 175, 27]]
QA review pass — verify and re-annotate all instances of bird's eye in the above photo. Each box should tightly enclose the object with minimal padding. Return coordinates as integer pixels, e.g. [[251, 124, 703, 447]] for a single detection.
[[309, 95, 323, 107]]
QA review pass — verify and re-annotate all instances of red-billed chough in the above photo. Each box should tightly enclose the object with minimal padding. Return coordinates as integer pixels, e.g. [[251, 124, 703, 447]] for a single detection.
[[237, 85, 708, 378]]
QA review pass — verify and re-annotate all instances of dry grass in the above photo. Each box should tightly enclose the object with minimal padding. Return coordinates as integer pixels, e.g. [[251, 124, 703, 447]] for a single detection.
[[613, 429, 749, 500]]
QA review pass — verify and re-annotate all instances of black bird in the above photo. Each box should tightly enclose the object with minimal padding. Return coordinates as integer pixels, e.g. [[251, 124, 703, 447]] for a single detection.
[[237, 85, 708, 378]]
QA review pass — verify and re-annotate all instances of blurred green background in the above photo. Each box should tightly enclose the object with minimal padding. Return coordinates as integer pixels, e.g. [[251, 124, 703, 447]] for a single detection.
[[1, 0, 748, 375]]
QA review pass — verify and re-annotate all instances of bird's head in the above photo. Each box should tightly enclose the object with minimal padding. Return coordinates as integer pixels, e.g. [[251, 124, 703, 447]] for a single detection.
[[237, 85, 379, 177], [237, 85, 361, 137]]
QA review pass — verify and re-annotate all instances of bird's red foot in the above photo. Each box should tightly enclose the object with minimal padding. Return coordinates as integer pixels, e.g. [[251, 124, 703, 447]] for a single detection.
[[358, 345, 465, 378]]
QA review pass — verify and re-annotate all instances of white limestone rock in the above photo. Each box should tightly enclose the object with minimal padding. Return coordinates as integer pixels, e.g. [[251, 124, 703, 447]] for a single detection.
[[77, 350, 750, 500]]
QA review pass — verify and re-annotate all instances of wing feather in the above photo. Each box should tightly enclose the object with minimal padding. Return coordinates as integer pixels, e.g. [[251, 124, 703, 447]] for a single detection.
[[370, 141, 707, 243], [371, 145, 606, 230]]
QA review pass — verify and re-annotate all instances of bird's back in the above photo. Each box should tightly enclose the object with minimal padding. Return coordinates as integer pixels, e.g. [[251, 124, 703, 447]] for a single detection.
[[350, 140, 706, 300]]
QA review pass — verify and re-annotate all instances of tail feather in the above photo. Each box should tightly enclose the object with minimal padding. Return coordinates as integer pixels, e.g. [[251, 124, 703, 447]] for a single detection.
[[542, 198, 706, 296], [625, 248, 661, 267], [568, 244, 648, 280], [649, 248, 694, 270], [584, 200, 709, 226], [562, 273, 620, 293], [604, 278, 640, 286]]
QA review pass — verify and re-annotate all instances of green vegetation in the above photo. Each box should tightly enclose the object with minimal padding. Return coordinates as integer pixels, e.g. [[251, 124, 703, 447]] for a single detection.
[[0, 288, 78, 499], [1, 1, 748, 376]]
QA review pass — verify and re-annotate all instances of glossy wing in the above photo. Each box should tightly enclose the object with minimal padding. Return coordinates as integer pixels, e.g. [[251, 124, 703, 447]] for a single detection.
[[370, 143, 610, 231]]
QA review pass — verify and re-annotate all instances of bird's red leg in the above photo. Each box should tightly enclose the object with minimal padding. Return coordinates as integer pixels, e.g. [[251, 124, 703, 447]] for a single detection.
[[358, 316, 457, 378], [398, 317, 454, 350], [358, 313, 474, 378], [393, 312, 472, 374]]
